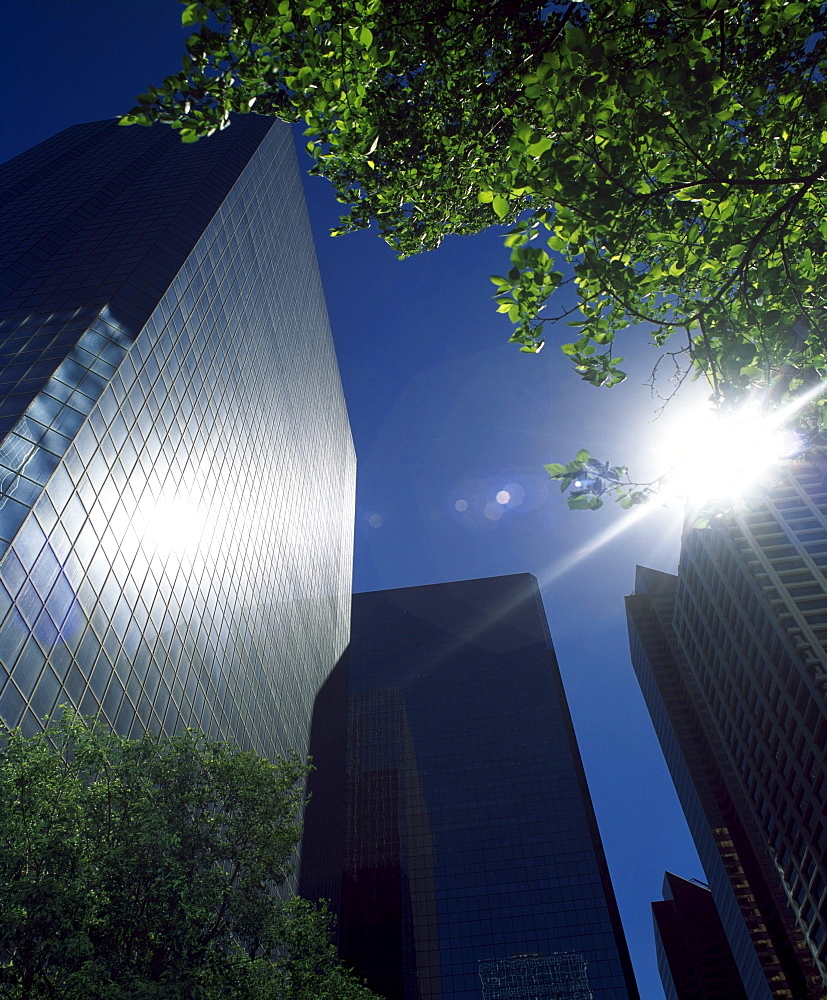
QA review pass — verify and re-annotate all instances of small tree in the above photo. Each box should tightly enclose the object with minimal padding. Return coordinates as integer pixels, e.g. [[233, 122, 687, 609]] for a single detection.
[[0, 709, 378, 1000], [123, 0, 827, 508]]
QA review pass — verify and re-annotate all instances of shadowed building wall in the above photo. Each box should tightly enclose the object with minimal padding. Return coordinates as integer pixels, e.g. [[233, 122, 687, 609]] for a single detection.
[[627, 567, 779, 1000], [301, 574, 640, 1000], [0, 119, 355, 762], [652, 872, 748, 1000]]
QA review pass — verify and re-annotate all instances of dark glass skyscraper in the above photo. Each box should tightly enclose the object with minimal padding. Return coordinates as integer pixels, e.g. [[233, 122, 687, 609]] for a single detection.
[[0, 119, 355, 760], [301, 574, 640, 1000], [627, 462, 827, 1000], [652, 872, 748, 1000]]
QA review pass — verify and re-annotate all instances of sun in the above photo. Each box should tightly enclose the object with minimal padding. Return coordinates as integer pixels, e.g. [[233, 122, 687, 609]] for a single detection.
[[657, 405, 801, 507]]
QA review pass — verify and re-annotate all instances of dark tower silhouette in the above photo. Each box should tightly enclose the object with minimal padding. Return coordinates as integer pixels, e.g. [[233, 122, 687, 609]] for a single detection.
[[301, 574, 640, 1000], [652, 872, 749, 1000]]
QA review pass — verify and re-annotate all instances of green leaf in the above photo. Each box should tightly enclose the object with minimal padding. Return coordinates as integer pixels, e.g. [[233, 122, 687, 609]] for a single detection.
[[504, 232, 526, 248], [181, 3, 203, 26], [526, 136, 552, 157], [493, 195, 509, 219]]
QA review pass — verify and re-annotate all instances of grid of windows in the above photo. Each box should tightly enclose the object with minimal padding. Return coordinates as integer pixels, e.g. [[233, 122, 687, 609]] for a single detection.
[[0, 118, 355, 763], [674, 465, 827, 995], [627, 462, 827, 1000], [626, 571, 778, 1000], [341, 688, 441, 1000], [302, 575, 639, 1000]]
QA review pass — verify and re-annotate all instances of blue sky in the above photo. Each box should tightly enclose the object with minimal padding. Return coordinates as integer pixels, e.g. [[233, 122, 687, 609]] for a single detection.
[[5, 3, 710, 996]]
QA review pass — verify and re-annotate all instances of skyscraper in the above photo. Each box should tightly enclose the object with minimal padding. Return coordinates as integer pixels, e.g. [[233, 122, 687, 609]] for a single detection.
[[0, 118, 355, 761], [652, 872, 748, 1000], [300, 574, 640, 1000], [627, 567, 780, 1000], [626, 461, 827, 1000]]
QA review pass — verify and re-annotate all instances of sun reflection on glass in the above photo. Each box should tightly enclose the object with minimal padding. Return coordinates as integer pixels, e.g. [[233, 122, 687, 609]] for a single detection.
[[137, 495, 212, 562]]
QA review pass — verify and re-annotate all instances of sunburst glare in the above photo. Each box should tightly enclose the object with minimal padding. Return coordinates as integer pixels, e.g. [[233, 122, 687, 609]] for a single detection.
[[656, 401, 807, 506]]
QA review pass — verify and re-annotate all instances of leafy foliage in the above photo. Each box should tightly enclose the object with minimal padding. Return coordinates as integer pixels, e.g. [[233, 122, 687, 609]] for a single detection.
[[124, 0, 827, 508], [544, 451, 651, 511], [0, 710, 378, 1000]]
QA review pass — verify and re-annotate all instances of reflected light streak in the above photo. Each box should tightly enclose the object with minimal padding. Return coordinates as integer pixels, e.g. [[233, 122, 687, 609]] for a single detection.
[[534, 380, 827, 591], [773, 376, 827, 423], [537, 502, 669, 589], [415, 502, 671, 676]]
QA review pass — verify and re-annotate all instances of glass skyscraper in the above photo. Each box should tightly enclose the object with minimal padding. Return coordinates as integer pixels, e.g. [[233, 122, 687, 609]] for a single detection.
[[652, 872, 748, 1000], [300, 574, 640, 1000], [0, 118, 355, 760], [627, 462, 827, 1000]]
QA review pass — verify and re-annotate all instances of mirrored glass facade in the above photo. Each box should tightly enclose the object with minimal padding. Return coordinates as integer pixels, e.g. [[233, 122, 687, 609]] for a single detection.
[[0, 118, 355, 761], [301, 575, 639, 1000]]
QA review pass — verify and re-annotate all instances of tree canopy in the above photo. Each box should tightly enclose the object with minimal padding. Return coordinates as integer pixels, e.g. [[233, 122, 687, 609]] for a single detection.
[[123, 0, 827, 508], [0, 710, 378, 1000]]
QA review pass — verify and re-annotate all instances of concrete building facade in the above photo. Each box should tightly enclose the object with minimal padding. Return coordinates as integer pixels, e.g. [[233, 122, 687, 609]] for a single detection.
[[627, 463, 827, 1000]]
